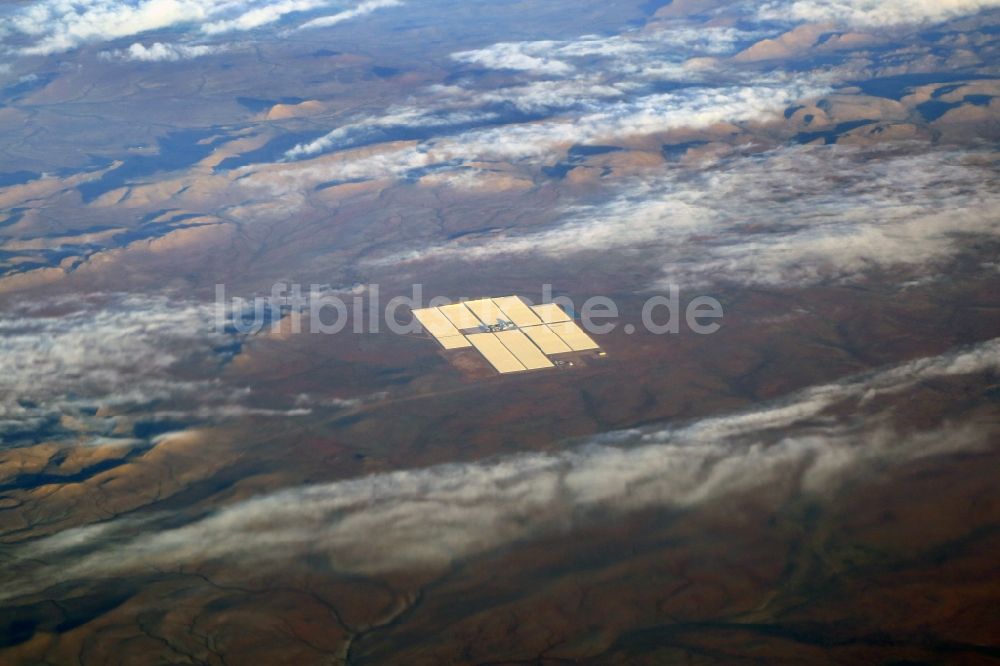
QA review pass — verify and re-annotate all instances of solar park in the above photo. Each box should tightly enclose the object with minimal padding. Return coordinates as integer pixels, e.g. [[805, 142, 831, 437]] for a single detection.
[[411, 296, 601, 374]]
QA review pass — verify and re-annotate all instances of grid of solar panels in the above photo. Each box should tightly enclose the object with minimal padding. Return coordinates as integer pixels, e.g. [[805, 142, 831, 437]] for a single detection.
[[412, 297, 602, 374]]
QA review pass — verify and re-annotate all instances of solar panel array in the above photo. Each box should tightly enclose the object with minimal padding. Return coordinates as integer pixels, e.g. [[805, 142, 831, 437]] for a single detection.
[[411, 296, 602, 374]]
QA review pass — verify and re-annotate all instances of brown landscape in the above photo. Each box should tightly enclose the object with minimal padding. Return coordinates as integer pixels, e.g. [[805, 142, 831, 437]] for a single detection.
[[0, 0, 999, 663]]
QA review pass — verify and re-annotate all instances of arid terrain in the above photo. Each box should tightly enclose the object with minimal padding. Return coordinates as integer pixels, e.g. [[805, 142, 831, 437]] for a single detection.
[[1, 0, 999, 663]]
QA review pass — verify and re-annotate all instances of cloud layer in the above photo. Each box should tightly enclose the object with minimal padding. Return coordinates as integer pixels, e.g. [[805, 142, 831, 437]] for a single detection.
[[261, 75, 821, 207], [450, 26, 766, 76], [1, 0, 405, 55], [5, 0, 997, 57], [7, 336, 997, 597], [381, 145, 1000, 288], [0, 294, 253, 446], [298, 0, 402, 29], [758, 0, 1000, 27], [283, 23, 785, 162], [99, 41, 224, 61]]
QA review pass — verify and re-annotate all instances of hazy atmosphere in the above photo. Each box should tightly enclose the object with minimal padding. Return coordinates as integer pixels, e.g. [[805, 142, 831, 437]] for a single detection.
[[1, 0, 999, 663]]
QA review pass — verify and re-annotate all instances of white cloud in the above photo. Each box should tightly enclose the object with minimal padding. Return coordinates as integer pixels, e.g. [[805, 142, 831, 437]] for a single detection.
[[298, 0, 402, 29], [100, 41, 224, 61], [4, 0, 990, 58], [280, 24, 778, 161], [0, 296, 221, 393], [477, 78, 630, 113], [380, 146, 1000, 288], [284, 107, 498, 160], [266, 77, 821, 196], [201, 0, 329, 34], [644, 25, 768, 55], [453, 41, 576, 76], [8, 0, 227, 55], [7, 337, 997, 594], [451, 26, 766, 76], [278, 23, 804, 168], [758, 0, 1000, 26], [282, 76, 639, 160], [0, 294, 247, 445], [2, 0, 403, 55]]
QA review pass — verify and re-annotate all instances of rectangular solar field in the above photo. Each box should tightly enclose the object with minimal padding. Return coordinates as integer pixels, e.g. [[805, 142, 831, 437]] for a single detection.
[[413, 297, 603, 374]]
